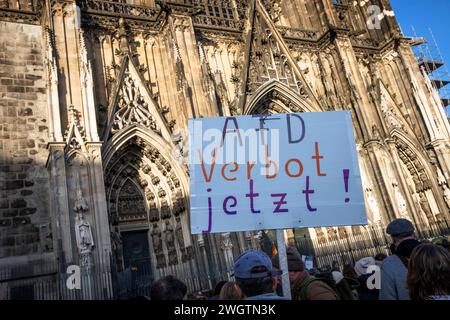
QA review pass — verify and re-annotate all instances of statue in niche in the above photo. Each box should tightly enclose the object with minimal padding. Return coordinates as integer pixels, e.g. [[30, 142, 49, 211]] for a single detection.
[[419, 192, 434, 221], [75, 214, 94, 256], [151, 223, 166, 268], [110, 228, 123, 271], [366, 187, 382, 224], [149, 206, 159, 222], [160, 199, 171, 219], [392, 181, 408, 218], [437, 167, 447, 186], [164, 220, 178, 265], [372, 125, 381, 141], [175, 216, 187, 262]]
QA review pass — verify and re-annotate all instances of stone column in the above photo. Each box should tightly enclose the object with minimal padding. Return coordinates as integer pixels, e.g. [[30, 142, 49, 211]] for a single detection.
[[47, 143, 74, 267]]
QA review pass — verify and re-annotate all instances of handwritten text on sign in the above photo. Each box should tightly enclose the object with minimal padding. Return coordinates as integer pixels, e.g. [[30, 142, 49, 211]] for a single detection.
[[189, 111, 367, 234]]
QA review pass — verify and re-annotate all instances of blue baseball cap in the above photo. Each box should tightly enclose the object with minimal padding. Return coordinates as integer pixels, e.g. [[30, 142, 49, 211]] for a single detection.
[[233, 250, 280, 279]]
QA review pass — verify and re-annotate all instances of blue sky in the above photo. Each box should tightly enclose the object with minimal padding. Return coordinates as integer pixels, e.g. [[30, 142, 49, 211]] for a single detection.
[[391, 0, 450, 63], [391, 0, 450, 111]]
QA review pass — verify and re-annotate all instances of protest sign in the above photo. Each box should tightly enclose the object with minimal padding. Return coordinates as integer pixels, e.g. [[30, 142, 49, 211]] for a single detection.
[[189, 111, 367, 234]]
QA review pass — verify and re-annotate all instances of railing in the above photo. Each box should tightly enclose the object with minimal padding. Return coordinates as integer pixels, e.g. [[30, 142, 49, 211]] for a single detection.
[[78, 0, 160, 20], [292, 220, 450, 271]]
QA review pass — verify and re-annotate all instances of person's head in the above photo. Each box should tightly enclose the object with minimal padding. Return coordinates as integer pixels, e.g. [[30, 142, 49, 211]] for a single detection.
[[272, 246, 305, 283], [432, 236, 450, 252], [219, 282, 245, 300], [150, 275, 187, 300], [374, 253, 387, 267], [213, 281, 227, 296], [342, 263, 358, 280], [407, 244, 450, 300], [354, 257, 376, 277], [386, 219, 415, 246], [233, 250, 279, 298]]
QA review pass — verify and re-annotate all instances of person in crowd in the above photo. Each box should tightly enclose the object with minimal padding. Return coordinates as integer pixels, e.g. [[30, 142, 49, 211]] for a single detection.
[[342, 263, 359, 281], [379, 218, 421, 300], [331, 269, 358, 300], [233, 250, 288, 300], [407, 243, 450, 300], [219, 281, 245, 300], [331, 261, 340, 272], [209, 280, 227, 300], [374, 253, 387, 267], [150, 275, 187, 300], [354, 257, 379, 300], [432, 236, 450, 253], [272, 247, 338, 300]]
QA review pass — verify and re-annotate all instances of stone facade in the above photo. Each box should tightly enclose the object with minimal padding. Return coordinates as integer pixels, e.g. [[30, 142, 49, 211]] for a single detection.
[[0, 0, 450, 297], [0, 21, 52, 259]]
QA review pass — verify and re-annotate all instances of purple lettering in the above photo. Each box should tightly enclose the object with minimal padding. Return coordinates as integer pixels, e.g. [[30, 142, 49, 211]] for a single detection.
[[223, 196, 237, 215], [271, 193, 289, 213], [245, 179, 260, 214], [302, 176, 317, 212]]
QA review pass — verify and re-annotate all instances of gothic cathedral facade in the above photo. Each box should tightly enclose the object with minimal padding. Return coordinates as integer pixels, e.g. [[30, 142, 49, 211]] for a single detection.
[[0, 0, 450, 298]]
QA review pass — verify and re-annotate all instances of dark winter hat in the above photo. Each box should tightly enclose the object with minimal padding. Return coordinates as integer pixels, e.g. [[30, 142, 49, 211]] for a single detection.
[[386, 218, 414, 237], [272, 246, 305, 272]]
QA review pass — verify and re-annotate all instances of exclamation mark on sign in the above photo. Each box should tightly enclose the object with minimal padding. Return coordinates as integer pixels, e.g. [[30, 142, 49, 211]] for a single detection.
[[343, 169, 350, 203]]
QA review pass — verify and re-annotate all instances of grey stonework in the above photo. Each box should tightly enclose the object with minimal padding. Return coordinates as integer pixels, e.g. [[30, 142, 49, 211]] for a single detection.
[[0, 21, 52, 259]]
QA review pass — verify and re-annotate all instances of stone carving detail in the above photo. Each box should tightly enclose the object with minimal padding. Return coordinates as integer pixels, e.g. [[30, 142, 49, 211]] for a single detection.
[[442, 185, 450, 209], [164, 220, 178, 266], [111, 73, 160, 135], [65, 105, 86, 152], [315, 228, 326, 245], [151, 222, 166, 268], [381, 98, 404, 131], [117, 180, 147, 222], [396, 139, 432, 193], [392, 181, 408, 219], [365, 186, 382, 224], [247, 13, 309, 98], [175, 216, 188, 262], [327, 227, 338, 241], [73, 174, 94, 268], [418, 192, 434, 221], [111, 227, 124, 271]]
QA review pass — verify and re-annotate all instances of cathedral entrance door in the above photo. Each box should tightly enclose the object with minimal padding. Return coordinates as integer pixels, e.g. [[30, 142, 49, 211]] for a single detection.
[[121, 230, 152, 298]]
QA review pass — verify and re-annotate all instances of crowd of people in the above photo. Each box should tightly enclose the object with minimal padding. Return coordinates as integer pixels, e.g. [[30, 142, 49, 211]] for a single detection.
[[148, 219, 450, 301]]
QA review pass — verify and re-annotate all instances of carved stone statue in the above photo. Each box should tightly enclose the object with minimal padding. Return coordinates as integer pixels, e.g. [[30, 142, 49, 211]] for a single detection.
[[175, 216, 187, 261], [110, 228, 123, 271], [151, 223, 166, 268], [75, 214, 94, 256], [419, 192, 434, 221], [437, 167, 447, 186], [164, 220, 178, 266], [393, 182, 408, 218], [366, 187, 382, 224]]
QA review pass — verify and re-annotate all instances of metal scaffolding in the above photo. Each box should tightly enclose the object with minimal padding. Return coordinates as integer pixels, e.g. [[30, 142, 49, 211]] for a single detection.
[[410, 26, 450, 115]]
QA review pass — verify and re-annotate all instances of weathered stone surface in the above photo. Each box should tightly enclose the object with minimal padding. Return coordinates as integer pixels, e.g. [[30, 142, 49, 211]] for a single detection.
[[11, 199, 26, 208], [0, 21, 50, 258], [19, 208, 37, 216], [20, 190, 33, 196], [2, 209, 18, 217], [0, 219, 11, 227]]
